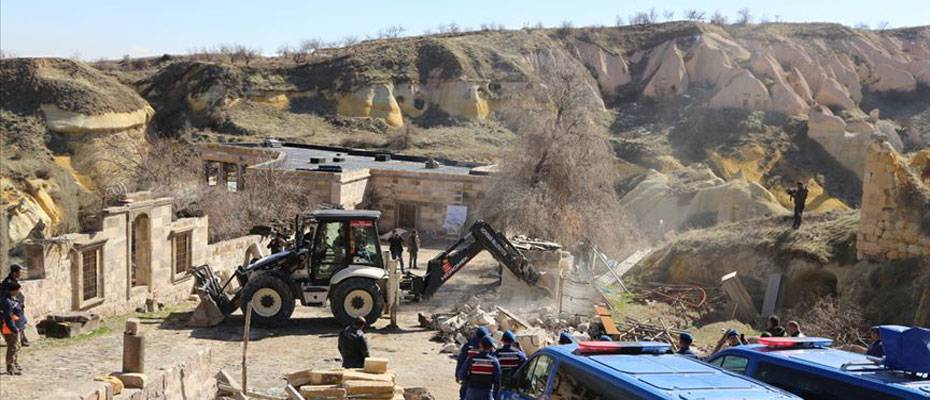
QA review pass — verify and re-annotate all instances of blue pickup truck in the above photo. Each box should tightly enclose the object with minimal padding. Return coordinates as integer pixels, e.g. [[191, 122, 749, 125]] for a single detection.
[[706, 334, 930, 399], [499, 341, 801, 400]]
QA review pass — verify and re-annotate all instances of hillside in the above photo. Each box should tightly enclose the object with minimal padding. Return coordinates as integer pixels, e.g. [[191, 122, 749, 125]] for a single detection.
[[3, 21, 930, 247]]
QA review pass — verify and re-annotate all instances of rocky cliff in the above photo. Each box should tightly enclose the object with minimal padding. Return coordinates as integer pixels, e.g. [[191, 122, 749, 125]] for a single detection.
[[1, 58, 154, 247]]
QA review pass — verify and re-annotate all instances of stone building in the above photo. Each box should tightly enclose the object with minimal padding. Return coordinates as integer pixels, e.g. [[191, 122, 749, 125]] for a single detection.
[[17, 192, 265, 322], [200, 143, 491, 237], [857, 141, 930, 261]]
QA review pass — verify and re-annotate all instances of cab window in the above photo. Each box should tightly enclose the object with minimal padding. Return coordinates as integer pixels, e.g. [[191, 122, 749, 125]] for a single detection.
[[348, 220, 381, 267], [753, 361, 899, 400], [511, 355, 555, 398], [714, 355, 749, 374], [312, 221, 347, 281], [550, 362, 641, 400]]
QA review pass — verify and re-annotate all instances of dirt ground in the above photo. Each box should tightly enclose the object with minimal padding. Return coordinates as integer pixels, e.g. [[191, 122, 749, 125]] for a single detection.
[[0, 248, 500, 400]]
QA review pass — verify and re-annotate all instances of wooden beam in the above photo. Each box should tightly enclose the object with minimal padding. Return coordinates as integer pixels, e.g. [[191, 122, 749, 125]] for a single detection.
[[721, 271, 758, 320]]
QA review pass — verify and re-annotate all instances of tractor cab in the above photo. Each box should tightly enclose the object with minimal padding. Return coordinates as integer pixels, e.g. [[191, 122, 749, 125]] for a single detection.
[[299, 209, 385, 285]]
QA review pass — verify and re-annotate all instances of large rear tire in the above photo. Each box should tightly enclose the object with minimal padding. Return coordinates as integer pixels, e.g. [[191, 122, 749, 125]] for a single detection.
[[331, 278, 384, 326], [240, 274, 295, 327]]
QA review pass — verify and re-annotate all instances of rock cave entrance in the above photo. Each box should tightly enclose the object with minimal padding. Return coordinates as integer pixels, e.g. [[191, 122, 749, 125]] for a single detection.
[[784, 269, 838, 308]]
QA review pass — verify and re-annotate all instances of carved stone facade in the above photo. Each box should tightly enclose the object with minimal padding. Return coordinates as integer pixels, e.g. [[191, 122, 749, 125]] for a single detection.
[[857, 141, 930, 261]]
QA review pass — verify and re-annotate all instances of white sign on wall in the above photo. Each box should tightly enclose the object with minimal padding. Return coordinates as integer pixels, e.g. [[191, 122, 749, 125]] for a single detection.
[[442, 205, 469, 234]]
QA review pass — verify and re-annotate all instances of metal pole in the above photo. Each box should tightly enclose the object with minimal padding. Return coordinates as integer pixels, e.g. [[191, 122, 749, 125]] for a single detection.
[[242, 302, 252, 393]]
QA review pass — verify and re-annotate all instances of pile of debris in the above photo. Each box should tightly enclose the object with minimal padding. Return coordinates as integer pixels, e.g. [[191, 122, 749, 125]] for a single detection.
[[217, 358, 432, 400], [421, 299, 599, 354]]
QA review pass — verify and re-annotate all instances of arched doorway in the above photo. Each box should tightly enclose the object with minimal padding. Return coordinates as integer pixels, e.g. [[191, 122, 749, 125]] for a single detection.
[[131, 214, 151, 288]]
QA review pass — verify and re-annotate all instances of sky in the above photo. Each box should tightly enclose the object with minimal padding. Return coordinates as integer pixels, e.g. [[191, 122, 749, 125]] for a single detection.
[[2, 0, 928, 59]]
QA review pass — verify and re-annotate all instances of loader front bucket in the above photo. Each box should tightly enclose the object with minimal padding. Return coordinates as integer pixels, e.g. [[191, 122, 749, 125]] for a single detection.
[[190, 265, 237, 327]]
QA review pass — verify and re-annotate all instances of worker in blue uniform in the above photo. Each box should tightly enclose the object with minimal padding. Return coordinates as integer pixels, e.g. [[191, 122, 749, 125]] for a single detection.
[[558, 331, 575, 344], [495, 331, 526, 381], [458, 336, 501, 400], [456, 327, 490, 399], [676, 332, 698, 357]]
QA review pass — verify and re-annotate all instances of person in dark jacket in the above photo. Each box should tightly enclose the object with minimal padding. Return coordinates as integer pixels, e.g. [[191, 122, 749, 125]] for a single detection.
[[765, 315, 786, 337], [866, 326, 884, 357], [1, 282, 23, 375], [407, 230, 421, 270], [677, 332, 698, 358], [1, 264, 28, 347], [786, 181, 809, 229], [496, 331, 526, 381], [388, 231, 405, 273], [457, 336, 501, 400], [338, 317, 370, 368], [456, 327, 489, 400]]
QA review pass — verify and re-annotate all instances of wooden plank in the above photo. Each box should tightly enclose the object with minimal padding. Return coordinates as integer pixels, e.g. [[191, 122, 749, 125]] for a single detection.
[[721, 271, 758, 320], [285, 384, 306, 400], [761, 273, 783, 318], [495, 306, 532, 330], [594, 305, 611, 316], [599, 315, 621, 336]]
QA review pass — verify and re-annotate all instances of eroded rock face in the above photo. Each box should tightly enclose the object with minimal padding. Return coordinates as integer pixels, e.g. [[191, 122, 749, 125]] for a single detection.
[[643, 42, 688, 98], [337, 83, 405, 128], [807, 106, 904, 179]]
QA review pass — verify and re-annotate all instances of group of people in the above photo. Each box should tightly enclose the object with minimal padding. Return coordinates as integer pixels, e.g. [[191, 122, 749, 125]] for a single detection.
[[387, 230, 420, 274], [454, 327, 527, 400], [710, 315, 806, 354], [1, 264, 29, 375]]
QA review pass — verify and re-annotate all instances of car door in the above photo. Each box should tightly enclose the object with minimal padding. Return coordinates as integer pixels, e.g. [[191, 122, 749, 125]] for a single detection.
[[502, 354, 556, 400]]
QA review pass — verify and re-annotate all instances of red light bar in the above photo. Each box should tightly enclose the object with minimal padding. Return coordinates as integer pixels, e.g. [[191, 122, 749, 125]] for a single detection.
[[576, 341, 671, 355], [758, 337, 833, 349]]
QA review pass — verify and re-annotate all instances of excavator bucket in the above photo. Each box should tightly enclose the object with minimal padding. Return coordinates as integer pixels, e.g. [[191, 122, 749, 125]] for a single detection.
[[189, 265, 237, 327]]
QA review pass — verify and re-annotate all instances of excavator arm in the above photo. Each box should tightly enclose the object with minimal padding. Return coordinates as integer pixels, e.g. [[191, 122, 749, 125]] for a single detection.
[[405, 220, 547, 299]]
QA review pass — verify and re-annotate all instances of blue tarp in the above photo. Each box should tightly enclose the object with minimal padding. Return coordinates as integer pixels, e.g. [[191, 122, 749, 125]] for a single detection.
[[879, 325, 930, 373]]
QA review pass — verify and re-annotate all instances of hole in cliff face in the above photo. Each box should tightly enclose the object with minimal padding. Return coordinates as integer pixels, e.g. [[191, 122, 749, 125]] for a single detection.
[[395, 95, 405, 104], [785, 269, 838, 307], [413, 98, 426, 111], [489, 82, 502, 92]]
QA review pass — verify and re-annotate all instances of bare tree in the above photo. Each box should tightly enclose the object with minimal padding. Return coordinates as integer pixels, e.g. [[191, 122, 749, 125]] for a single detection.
[[876, 21, 890, 31], [854, 22, 870, 29], [378, 25, 406, 39], [710, 10, 728, 25], [630, 8, 658, 25], [615, 15, 625, 27], [662, 10, 675, 21], [0, 49, 14, 59], [759, 14, 771, 24], [735, 7, 752, 25], [684, 9, 705, 22], [338, 36, 360, 48], [479, 56, 635, 255]]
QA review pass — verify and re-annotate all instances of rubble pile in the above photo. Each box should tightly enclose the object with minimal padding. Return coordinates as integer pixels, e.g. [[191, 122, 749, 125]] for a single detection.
[[422, 298, 600, 355]]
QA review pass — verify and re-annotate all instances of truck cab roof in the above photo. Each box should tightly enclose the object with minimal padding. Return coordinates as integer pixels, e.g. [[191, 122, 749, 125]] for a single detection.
[[309, 209, 381, 220], [516, 342, 799, 400], [710, 339, 930, 398]]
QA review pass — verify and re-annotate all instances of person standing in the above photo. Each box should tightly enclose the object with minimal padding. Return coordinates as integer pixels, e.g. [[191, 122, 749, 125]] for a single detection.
[[457, 336, 501, 400], [676, 332, 698, 358], [496, 331, 526, 381], [786, 320, 805, 337], [1, 281, 23, 375], [407, 230, 421, 270], [866, 326, 884, 357], [388, 231, 405, 273], [338, 317, 370, 368], [456, 327, 489, 400], [765, 315, 786, 337], [1, 264, 28, 347], [786, 181, 808, 230]]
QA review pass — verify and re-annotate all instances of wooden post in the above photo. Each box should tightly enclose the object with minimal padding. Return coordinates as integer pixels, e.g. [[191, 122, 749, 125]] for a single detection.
[[386, 259, 399, 329], [761, 273, 784, 318], [721, 271, 758, 320], [242, 302, 252, 393]]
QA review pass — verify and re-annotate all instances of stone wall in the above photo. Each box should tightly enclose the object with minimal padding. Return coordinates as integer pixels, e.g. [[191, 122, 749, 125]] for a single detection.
[[857, 141, 930, 261], [500, 247, 573, 309], [77, 348, 215, 400], [369, 170, 487, 236], [18, 193, 265, 323]]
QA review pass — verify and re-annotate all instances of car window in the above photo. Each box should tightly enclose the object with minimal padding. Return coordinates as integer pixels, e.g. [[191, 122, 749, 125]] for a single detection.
[[348, 220, 380, 267], [720, 356, 749, 374], [313, 221, 347, 279], [753, 361, 900, 400], [550, 362, 643, 400], [521, 355, 554, 398]]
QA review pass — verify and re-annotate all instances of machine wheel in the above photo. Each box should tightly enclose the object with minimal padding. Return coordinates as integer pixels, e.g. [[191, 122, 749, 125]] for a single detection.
[[240, 274, 295, 327], [331, 278, 384, 326]]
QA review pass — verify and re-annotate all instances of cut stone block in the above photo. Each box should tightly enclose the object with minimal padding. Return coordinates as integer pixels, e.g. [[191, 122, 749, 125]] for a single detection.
[[125, 318, 142, 335], [298, 385, 346, 399], [342, 380, 394, 395], [342, 369, 395, 383], [363, 358, 389, 374], [285, 384, 306, 400], [111, 372, 147, 389], [94, 375, 124, 395], [287, 369, 343, 387]]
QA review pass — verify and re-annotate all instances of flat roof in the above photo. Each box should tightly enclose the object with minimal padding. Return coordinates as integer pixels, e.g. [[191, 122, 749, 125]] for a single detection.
[[310, 209, 381, 220], [271, 144, 480, 176]]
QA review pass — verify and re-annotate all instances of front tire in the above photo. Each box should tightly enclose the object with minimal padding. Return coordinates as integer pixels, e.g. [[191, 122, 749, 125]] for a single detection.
[[331, 278, 384, 326], [240, 274, 295, 327]]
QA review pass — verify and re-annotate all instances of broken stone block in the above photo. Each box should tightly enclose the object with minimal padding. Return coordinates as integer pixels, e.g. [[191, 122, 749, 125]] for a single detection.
[[94, 375, 124, 395], [363, 358, 389, 374], [454, 333, 467, 345], [122, 333, 145, 373], [299, 385, 346, 399], [125, 318, 142, 335], [576, 322, 590, 333], [287, 369, 341, 387], [516, 329, 548, 355], [343, 380, 394, 396], [403, 387, 435, 400], [440, 343, 459, 353], [111, 372, 147, 389], [285, 384, 306, 400]]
